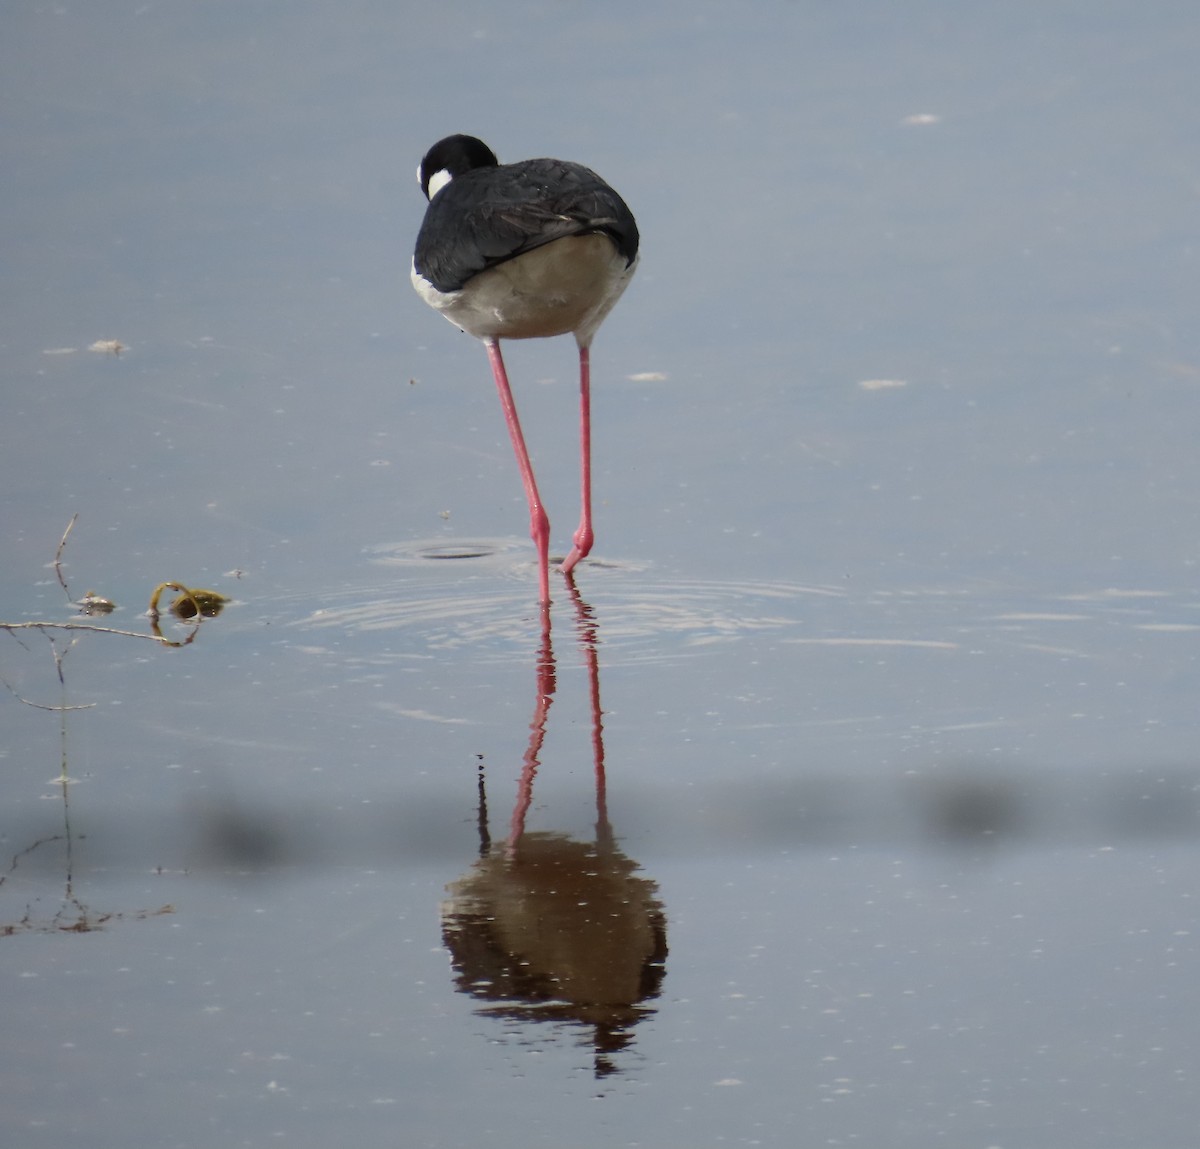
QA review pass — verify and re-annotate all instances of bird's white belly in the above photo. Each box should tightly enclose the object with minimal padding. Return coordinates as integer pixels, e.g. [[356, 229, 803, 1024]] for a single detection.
[[412, 234, 636, 344]]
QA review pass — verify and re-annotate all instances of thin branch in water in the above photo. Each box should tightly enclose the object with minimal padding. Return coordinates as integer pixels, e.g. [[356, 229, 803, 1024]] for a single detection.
[[54, 513, 79, 602], [0, 627, 96, 710], [0, 673, 96, 711], [3, 517, 212, 652], [1, 621, 174, 643]]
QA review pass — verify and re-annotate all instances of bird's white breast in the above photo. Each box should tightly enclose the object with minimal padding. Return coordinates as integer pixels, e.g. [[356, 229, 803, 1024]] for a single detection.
[[411, 234, 636, 346]]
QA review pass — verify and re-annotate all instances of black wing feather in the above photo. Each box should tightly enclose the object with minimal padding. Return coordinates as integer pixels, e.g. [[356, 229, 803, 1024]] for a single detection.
[[414, 157, 639, 293]]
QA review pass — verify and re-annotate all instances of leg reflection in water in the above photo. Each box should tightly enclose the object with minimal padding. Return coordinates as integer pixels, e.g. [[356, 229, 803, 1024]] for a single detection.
[[441, 577, 668, 1079]]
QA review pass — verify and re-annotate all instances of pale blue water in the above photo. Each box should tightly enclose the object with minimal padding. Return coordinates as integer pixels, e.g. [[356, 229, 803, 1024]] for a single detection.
[[3, 2, 1199, 1146]]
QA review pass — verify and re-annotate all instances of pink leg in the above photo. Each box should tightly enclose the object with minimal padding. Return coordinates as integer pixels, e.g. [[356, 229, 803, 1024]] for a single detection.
[[506, 603, 555, 853], [485, 339, 551, 605], [561, 342, 594, 575], [563, 574, 611, 846]]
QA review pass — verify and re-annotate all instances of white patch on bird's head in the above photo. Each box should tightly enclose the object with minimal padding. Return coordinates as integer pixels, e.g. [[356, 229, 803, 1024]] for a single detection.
[[426, 168, 453, 200]]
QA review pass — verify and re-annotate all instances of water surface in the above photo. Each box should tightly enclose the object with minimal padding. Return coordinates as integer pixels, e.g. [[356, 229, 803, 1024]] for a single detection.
[[3, 2, 1199, 1146]]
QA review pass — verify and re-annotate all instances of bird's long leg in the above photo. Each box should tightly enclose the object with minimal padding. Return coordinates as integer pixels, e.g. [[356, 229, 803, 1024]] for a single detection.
[[561, 342, 594, 576], [485, 339, 551, 605], [506, 603, 554, 854]]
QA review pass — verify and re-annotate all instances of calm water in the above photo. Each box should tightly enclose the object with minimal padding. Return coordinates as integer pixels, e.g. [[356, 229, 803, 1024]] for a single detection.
[[3, 2, 1200, 1146]]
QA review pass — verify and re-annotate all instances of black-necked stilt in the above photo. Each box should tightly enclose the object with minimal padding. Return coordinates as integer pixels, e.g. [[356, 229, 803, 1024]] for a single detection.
[[412, 134, 639, 605]]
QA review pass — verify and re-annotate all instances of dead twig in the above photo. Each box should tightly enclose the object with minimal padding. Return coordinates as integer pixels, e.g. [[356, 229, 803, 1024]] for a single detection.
[[2, 518, 218, 690], [1, 621, 174, 643], [0, 674, 97, 711], [54, 513, 79, 602]]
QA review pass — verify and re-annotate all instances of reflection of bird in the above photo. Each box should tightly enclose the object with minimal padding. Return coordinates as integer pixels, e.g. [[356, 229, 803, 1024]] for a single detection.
[[441, 585, 666, 1077], [442, 831, 667, 1076], [412, 134, 640, 604]]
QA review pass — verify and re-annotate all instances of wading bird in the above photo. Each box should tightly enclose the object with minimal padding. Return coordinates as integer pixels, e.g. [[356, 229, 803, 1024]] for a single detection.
[[411, 134, 639, 605]]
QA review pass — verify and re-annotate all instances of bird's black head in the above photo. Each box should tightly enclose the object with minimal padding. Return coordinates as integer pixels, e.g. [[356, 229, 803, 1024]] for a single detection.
[[417, 135, 499, 201]]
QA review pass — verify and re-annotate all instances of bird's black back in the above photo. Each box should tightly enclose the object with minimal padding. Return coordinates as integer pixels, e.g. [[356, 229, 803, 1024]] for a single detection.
[[414, 157, 640, 294]]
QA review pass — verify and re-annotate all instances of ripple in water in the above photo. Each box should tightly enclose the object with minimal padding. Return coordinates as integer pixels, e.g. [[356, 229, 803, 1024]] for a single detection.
[[271, 536, 1200, 667]]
